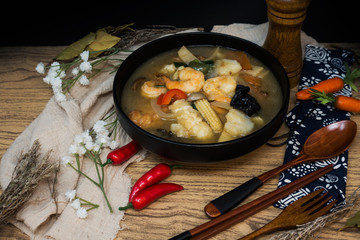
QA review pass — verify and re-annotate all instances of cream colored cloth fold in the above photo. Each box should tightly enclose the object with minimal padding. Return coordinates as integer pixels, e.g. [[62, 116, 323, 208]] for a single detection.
[[211, 22, 320, 57], [0, 59, 147, 240], [0, 23, 318, 240]]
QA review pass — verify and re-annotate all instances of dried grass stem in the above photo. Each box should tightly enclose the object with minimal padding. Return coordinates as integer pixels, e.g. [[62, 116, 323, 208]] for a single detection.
[[0, 140, 58, 224]]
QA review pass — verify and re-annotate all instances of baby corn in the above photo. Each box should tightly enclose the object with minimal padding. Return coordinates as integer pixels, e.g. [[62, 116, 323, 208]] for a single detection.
[[195, 99, 223, 133]]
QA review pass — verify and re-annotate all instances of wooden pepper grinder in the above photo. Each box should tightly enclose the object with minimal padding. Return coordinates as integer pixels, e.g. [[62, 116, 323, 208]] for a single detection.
[[263, 0, 312, 88]]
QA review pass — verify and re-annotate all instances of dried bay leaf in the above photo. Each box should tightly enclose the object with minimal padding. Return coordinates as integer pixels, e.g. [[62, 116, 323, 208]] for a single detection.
[[343, 211, 360, 230], [86, 29, 121, 57], [55, 32, 96, 61]]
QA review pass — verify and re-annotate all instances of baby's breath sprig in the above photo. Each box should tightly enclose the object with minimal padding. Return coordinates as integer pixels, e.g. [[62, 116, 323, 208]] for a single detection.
[[61, 110, 120, 213], [36, 48, 130, 102], [65, 189, 99, 219]]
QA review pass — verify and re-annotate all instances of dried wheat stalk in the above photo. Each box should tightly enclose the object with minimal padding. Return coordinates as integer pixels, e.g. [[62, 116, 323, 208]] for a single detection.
[[114, 25, 201, 50], [0, 140, 58, 224]]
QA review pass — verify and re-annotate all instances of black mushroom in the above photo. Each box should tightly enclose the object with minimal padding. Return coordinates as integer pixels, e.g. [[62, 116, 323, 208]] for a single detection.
[[230, 85, 261, 116]]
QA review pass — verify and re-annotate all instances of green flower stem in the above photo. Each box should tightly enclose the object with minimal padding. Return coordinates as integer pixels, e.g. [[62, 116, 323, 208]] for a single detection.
[[81, 145, 113, 213], [75, 154, 81, 171], [100, 184, 113, 213], [76, 197, 99, 209], [68, 162, 113, 213], [87, 206, 100, 211], [67, 163, 99, 187], [103, 110, 116, 121]]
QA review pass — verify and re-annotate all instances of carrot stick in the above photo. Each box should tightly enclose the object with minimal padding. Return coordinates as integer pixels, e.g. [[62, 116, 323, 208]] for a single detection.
[[296, 77, 344, 100], [334, 95, 360, 112]]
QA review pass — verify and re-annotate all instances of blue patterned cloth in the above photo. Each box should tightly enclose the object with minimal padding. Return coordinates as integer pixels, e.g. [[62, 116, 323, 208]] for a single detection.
[[274, 45, 354, 209]]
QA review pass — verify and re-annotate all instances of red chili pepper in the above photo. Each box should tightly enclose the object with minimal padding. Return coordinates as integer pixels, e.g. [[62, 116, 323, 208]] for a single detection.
[[128, 163, 179, 202], [157, 89, 187, 105], [119, 183, 184, 210], [102, 140, 140, 167]]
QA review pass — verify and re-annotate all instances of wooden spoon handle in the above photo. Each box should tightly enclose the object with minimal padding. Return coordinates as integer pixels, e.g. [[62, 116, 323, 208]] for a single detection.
[[258, 152, 311, 182], [204, 177, 263, 218]]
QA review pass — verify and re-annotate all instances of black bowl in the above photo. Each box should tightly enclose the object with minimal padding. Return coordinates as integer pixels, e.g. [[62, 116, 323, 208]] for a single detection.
[[113, 32, 289, 163]]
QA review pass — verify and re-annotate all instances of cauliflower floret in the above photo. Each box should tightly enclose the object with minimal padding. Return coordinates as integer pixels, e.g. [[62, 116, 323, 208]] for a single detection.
[[169, 99, 193, 114], [191, 122, 214, 139], [159, 63, 176, 75], [213, 59, 242, 76], [169, 99, 213, 140], [224, 109, 254, 137], [170, 123, 189, 138]]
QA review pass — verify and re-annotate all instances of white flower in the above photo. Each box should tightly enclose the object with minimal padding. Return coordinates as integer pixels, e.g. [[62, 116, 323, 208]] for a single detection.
[[50, 61, 61, 71], [50, 76, 62, 88], [36, 62, 45, 74], [52, 84, 62, 95], [59, 70, 66, 79], [92, 143, 101, 152], [68, 144, 77, 154], [82, 130, 93, 143], [79, 75, 90, 86], [79, 61, 92, 73], [65, 189, 76, 202], [55, 92, 67, 102], [93, 120, 108, 136], [61, 155, 74, 166], [96, 135, 111, 147], [71, 198, 81, 209], [80, 50, 89, 62], [109, 140, 120, 150], [71, 67, 79, 76], [74, 134, 85, 144], [76, 207, 88, 219], [43, 68, 58, 85], [43, 75, 52, 84], [77, 145, 86, 156], [85, 141, 95, 151]]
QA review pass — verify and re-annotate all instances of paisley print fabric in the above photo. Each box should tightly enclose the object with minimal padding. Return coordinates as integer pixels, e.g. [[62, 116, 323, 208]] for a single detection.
[[274, 45, 354, 209]]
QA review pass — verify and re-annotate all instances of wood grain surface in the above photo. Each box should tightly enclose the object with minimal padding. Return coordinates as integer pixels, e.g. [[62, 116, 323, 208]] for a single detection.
[[1, 45, 359, 240]]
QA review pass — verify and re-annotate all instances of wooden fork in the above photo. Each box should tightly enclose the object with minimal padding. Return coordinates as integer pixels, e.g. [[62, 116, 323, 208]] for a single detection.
[[239, 189, 337, 240]]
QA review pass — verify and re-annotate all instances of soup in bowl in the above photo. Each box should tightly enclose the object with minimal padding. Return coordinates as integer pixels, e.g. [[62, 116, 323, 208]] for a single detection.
[[113, 32, 289, 163]]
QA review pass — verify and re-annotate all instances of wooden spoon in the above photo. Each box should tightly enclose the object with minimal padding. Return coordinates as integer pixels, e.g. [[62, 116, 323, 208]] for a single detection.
[[205, 120, 357, 218]]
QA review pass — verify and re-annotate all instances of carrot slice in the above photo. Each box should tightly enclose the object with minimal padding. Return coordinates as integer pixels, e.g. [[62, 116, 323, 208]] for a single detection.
[[226, 51, 253, 70], [240, 73, 262, 87]]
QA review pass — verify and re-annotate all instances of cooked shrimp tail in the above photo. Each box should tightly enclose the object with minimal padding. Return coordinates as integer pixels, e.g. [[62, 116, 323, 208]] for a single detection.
[[165, 67, 205, 93]]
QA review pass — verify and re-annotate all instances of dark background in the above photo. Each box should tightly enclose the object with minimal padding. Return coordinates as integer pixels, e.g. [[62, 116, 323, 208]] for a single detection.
[[1, 0, 358, 46]]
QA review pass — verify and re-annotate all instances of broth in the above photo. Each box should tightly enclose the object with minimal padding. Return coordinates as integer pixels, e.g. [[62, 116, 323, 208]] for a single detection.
[[121, 46, 283, 144]]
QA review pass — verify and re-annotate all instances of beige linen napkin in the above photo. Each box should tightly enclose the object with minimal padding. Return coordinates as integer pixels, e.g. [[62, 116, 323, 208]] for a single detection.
[[0, 58, 146, 240]]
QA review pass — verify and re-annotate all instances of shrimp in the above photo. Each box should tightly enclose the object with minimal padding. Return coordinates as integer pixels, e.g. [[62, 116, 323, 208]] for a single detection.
[[128, 110, 162, 129], [141, 77, 167, 98], [164, 67, 205, 93], [169, 99, 213, 140], [223, 108, 254, 137], [203, 75, 237, 102]]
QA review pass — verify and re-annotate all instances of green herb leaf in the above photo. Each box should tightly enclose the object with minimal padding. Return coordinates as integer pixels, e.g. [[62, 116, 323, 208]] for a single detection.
[[343, 63, 360, 92], [309, 88, 335, 105], [55, 32, 96, 61], [174, 62, 188, 68], [188, 59, 214, 74]]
